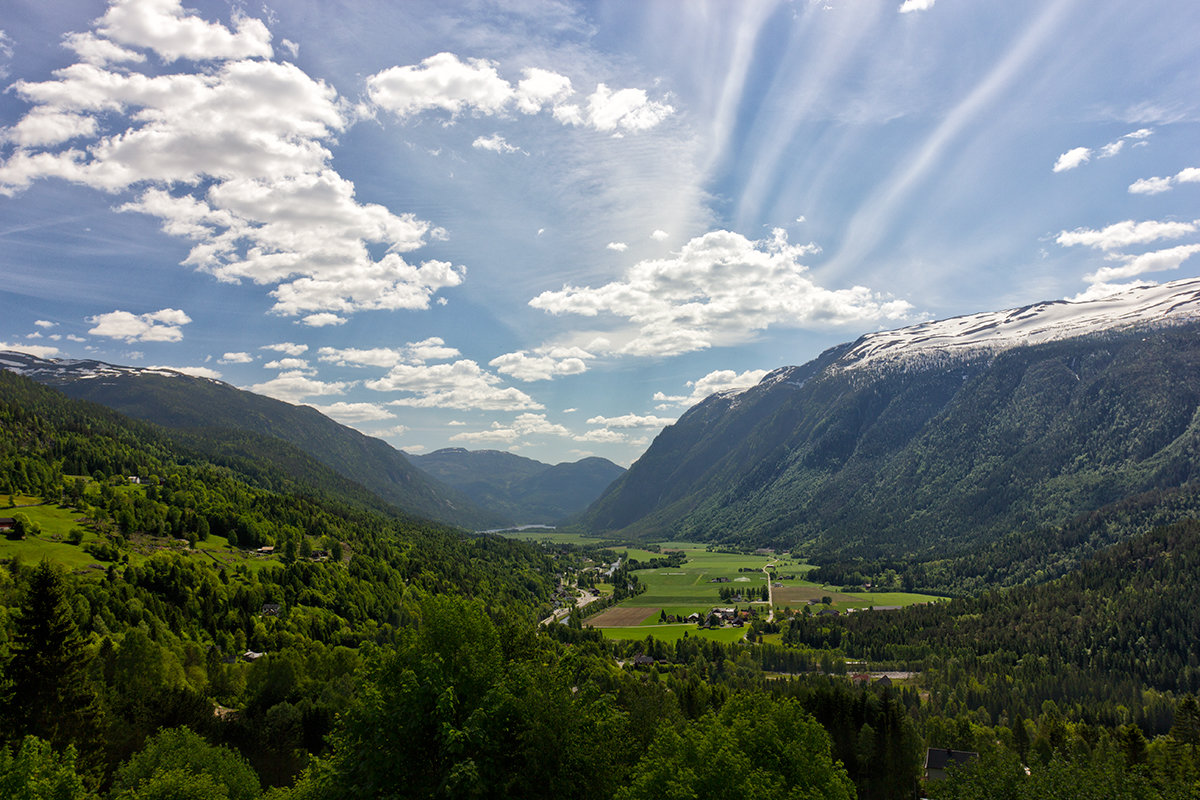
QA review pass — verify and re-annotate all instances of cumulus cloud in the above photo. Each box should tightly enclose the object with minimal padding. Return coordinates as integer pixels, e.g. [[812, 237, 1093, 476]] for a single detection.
[[1126, 166, 1200, 195], [650, 229, 670, 241], [472, 134, 524, 155], [0, 5, 461, 321], [1129, 177, 1172, 195], [368, 360, 541, 410], [489, 345, 592, 381], [366, 52, 673, 134], [34, 320, 57, 328], [584, 413, 674, 429], [264, 357, 311, 370], [529, 229, 911, 357], [1053, 129, 1154, 173], [653, 368, 768, 409], [247, 370, 347, 403], [606, 242, 628, 252], [305, 401, 395, 424], [1085, 244, 1200, 284], [262, 342, 307, 356], [87, 308, 191, 342], [1052, 146, 1091, 173], [301, 313, 347, 327], [318, 337, 460, 368], [0, 341, 60, 358], [219, 351, 253, 363], [450, 412, 569, 443], [366, 53, 513, 119], [898, 0, 935, 12], [1056, 219, 1198, 251], [93, 0, 272, 62]]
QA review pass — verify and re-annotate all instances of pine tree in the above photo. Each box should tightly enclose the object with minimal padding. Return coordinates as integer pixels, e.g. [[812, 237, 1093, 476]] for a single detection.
[[1, 561, 104, 760]]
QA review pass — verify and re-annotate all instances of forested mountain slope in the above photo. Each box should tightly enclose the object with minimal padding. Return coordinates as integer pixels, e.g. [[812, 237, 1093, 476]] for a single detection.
[[410, 448, 624, 524], [0, 352, 504, 529], [585, 280, 1200, 568]]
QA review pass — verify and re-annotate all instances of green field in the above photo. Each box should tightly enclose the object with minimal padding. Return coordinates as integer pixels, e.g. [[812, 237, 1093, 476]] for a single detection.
[[491, 529, 613, 545], [600, 624, 749, 644], [587, 542, 945, 637]]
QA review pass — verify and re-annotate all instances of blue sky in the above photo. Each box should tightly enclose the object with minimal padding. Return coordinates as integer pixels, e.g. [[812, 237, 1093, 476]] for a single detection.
[[1, 0, 1198, 466]]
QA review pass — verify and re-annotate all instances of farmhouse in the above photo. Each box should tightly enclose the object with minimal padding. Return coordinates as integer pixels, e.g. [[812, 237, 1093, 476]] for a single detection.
[[923, 748, 978, 781], [0, 518, 14, 531]]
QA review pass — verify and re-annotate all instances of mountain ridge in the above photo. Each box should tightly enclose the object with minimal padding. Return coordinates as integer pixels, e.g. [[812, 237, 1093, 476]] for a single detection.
[[583, 279, 1200, 576], [0, 351, 506, 530]]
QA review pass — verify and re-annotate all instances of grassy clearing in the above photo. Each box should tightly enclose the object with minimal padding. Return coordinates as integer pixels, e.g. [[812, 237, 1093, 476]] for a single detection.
[[599, 624, 749, 644]]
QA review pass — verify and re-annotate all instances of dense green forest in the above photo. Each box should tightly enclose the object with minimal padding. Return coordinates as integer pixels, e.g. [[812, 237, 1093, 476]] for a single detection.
[[2, 369, 1199, 799]]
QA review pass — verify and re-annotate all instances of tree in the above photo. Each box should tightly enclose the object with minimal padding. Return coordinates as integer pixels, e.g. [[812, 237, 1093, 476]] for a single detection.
[[110, 727, 259, 800], [0, 736, 95, 800], [0, 561, 103, 760]]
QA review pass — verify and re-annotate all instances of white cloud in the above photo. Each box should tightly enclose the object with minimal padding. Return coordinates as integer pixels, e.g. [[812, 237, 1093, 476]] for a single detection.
[[1067, 280, 1156, 303], [1056, 219, 1198, 251], [450, 412, 569, 443], [34, 320, 56, 328], [1129, 177, 1172, 195], [87, 307, 191, 342], [368, 360, 541, 410], [366, 52, 513, 119], [318, 337, 460, 368], [606, 242, 628, 252], [301, 313, 346, 327], [262, 342, 307, 356], [650, 229, 670, 241], [1, 9, 461, 321], [573, 428, 626, 443], [93, 0, 273, 62], [66, 334, 86, 343], [530, 229, 910, 357], [515, 67, 574, 114], [247, 370, 347, 403], [1125, 166, 1200, 195], [1054, 129, 1153, 174], [219, 351, 253, 363], [26, 332, 43, 339], [472, 134, 524, 155], [653, 368, 768, 408], [585, 413, 675, 429], [399, 443, 427, 453], [898, 0, 935, 12], [583, 84, 674, 133], [1052, 146, 1091, 172], [489, 345, 592, 381], [1085, 244, 1200, 284], [264, 357, 310, 370], [366, 53, 672, 134], [305, 401, 395, 424], [0, 341, 60, 358]]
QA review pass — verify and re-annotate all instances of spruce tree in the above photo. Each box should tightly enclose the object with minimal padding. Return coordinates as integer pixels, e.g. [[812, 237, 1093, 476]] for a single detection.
[[1, 561, 104, 760]]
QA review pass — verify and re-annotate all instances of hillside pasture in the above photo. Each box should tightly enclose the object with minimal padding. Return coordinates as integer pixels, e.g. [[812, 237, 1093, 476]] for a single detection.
[[586, 606, 659, 627]]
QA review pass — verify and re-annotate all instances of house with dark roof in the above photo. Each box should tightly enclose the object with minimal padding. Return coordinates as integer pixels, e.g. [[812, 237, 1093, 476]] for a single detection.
[[924, 748, 978, 781]]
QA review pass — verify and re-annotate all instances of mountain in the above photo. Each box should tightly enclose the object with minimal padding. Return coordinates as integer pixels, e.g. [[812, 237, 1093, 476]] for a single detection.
[[583, 278, 1200, 566], [408, 447, 625, 525], [0, 352, 505, 529]]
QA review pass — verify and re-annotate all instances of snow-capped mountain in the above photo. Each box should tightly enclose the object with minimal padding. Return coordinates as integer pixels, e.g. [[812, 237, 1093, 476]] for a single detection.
[[0, 351, 222, 383], [834, 277, 1200, 373]]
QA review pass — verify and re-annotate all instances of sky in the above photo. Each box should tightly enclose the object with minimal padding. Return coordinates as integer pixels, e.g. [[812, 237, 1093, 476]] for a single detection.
[[1, 0, 1198, 467]]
